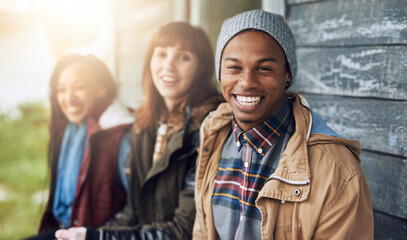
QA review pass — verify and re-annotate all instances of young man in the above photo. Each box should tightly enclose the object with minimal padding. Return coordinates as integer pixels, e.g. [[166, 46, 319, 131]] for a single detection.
[[193, 10, 373, 239]]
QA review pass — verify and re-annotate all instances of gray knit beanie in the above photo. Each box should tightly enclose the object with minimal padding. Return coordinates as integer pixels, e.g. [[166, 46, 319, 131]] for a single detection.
[[215, 9, 297, 82]]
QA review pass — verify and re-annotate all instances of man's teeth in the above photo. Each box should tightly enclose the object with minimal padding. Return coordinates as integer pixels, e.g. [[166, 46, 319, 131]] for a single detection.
[[162, 76, 176, 82], [236, 96, 261, 106]]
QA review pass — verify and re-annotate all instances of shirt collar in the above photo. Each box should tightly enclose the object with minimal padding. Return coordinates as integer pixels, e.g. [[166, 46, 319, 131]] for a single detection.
[[232, 97, 291, 157]]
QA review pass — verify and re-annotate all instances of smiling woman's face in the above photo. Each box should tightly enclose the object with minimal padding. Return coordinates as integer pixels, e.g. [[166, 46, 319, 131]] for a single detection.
[[150, 44, 198, 111], [220, 30, 290, 131], [56, 62, 102, 125]]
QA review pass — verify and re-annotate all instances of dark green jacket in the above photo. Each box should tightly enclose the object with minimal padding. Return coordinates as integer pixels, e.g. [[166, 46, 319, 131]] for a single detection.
[[101, 95, 223, 240]]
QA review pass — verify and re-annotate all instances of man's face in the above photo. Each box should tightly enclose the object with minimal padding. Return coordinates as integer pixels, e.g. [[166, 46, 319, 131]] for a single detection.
[[220, 30, 290, 131]]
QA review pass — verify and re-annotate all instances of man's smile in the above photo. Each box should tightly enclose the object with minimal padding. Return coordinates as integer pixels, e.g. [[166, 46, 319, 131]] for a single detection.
[[234, 95, 263, 107]]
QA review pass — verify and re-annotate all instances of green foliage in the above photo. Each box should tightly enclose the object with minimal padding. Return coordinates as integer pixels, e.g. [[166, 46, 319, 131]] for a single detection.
[[0, 101, 50, 239]]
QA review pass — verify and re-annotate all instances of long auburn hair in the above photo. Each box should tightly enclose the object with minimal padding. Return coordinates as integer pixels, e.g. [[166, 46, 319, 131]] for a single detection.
[[48, 54, 117, 166], [135, 21, 217, 130]]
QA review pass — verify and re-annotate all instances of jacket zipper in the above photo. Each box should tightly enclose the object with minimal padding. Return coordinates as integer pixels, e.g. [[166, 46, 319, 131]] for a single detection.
[[270, 176, 310, 185]]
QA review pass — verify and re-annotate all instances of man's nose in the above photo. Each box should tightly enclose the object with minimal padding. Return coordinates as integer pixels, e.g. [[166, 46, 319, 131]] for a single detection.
[[238, 70, 257, 89]]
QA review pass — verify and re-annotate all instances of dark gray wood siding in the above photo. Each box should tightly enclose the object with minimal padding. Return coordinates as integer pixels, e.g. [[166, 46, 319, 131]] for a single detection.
[[287, 0, 407, 238], [296, 47, 407, 100]]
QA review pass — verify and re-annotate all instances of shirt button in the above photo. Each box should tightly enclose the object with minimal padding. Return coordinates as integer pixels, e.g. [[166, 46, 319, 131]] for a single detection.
[[257, 148, 263, 154], [244, 162, 249, 168], [125, 167, 131, 175], [73, 219, 78, 226]]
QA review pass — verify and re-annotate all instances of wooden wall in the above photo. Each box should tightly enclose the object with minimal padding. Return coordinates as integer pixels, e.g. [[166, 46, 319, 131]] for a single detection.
[[286, 0, 407, 238]]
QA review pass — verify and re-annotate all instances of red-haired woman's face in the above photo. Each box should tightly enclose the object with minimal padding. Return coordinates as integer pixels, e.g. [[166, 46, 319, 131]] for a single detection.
[[56, 62, 106, 125], [150, 45, 198, 111]]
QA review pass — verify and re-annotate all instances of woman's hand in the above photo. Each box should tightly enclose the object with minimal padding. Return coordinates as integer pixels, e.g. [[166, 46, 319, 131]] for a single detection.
[[55, 227, 87, 240]]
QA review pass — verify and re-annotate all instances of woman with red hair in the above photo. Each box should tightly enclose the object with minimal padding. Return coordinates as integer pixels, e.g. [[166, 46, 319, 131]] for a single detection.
[[56, 22, 222, 240]]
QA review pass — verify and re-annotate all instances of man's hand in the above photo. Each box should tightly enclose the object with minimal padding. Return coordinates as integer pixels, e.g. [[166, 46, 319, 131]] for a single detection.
[[55, 227, 87, 240]]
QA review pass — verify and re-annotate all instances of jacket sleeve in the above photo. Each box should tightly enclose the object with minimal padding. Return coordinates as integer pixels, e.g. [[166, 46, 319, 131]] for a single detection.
[[96, 156, 196, 240], [103, 195, 136, 227], [92, 188, 194, 240], [86, 227, 173, 240], [140, 159, 196, 239], [313, 173, 374, 240]]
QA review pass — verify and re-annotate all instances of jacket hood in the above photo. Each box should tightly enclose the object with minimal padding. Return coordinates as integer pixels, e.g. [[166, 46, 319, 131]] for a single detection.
[[200, 101, 231, 135], [98, 100, 135, 130], [295, 94, 362, 163], [308, 134, 361, 163], [189, 94, 225, 132]]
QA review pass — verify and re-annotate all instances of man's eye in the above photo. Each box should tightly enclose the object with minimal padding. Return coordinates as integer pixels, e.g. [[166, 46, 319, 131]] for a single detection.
[[258, 66, 272, 71], [227, 65, 242, 70]]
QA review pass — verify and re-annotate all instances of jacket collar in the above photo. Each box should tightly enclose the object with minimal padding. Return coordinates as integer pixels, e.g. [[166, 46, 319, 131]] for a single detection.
[[259, 94, 361, 202], [144, 94, 224, 184], [260, 94, 312, 202], [202, 102, 233, 134], [272, 94, 312, 182], [206, 94, 313, 202], [205, 94, 362, 203]]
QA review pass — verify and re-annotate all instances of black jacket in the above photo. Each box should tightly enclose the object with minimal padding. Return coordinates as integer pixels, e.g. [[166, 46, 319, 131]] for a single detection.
[[87, 95, 224, 240]]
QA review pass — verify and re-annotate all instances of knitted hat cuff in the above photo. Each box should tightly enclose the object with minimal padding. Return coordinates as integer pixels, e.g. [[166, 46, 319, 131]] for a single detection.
[[215, 10, 297, 82]]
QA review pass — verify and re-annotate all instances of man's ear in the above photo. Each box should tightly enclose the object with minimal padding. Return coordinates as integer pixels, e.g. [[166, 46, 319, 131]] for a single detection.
[[285, 71, 292, 89]]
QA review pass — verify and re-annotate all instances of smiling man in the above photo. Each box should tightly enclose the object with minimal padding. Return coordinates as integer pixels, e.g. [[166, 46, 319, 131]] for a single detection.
[[193, 10, 373, 240]]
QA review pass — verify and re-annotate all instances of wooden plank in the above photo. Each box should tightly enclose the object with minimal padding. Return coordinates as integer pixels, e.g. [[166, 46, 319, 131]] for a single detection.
[[291, 46, 407, 100], [287, 0, 407, 46], [262, 0, 286, 17], [373, 211, 407, 239], [301, 94, 407, 157], [287, 0, 328, 5], [360, 150, 407, 219]]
